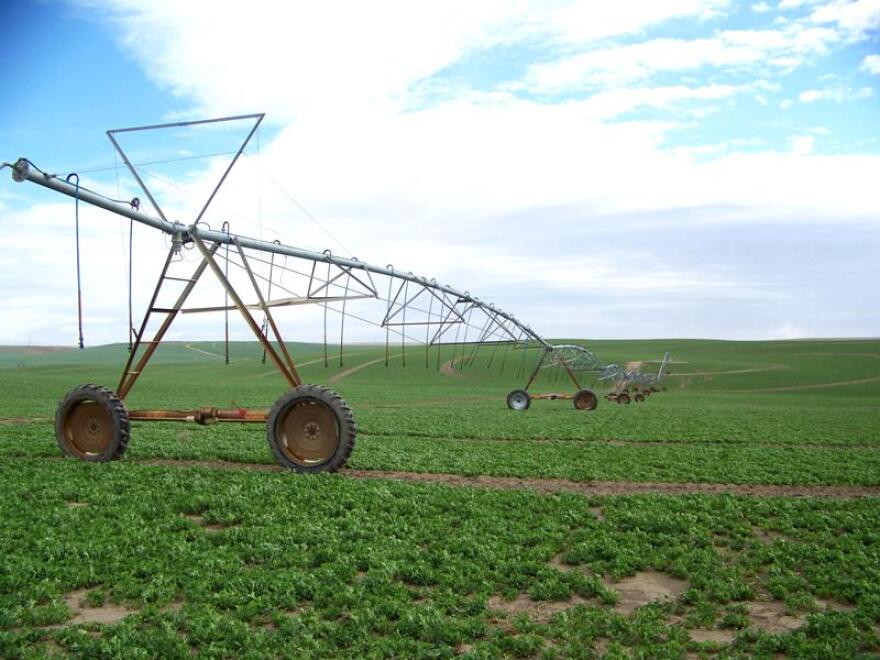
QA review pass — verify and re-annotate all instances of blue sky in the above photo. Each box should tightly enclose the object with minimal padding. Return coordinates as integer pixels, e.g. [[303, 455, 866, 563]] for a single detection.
[[1, 0, 878, 345]]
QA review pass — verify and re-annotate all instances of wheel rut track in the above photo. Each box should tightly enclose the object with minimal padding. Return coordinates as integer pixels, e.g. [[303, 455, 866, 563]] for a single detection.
[[43, 457, 880, 499]]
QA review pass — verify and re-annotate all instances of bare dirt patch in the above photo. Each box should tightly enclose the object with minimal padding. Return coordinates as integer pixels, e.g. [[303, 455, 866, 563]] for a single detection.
[[50, 589, 136, 627], [604, 571, 689, 614], [689, 628, 736, 644], [815, 597, 855, 613], [548, 553, 576, 573], [342, 469, 880, 500], [747, 601, 806, 633], [440, 359, 465, 379], [752, 526, 785, 545], [183, 514, 227, 533], [487, 593, 590, 623]]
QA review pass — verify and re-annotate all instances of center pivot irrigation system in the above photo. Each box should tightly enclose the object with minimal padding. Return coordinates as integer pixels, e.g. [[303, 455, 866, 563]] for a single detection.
[[4, 113, 671, 473]]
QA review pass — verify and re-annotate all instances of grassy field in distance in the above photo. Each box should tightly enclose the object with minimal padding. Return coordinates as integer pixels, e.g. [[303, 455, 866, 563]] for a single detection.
[[0, 337, 878, 658]]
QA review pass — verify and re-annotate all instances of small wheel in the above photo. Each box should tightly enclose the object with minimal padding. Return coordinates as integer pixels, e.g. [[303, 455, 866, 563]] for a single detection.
[[617, 392, 631, 405], [634, 393, 645, 403], [506, 389, 531, 411], [573, 389, 598, 411], [55, 384, 130, 462], [267, 384, 356, 473]]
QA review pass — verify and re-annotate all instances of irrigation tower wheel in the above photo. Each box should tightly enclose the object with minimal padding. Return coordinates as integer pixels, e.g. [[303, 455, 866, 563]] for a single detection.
[[617, 392, 631, 405], [573, 389, 598, 411], [267, 384, 356, 473], [55, 384, 130, 461], [635, 393, 645, 403], [506, 389, 531, 411]]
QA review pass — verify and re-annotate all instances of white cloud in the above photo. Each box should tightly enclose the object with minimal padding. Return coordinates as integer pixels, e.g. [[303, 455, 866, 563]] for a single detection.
[[517, 25, 839, 93], [576, 83, 749, 119], [862, 53, 880, 73], [779, 97, 794, 108], [810, 0, 880, 39], [790, 134, 816, 153], [5, 0, 880, 343], [798, 85, 874, 101], [799, 87, 837, 101], [752, 2, 772, 12], [778, 0, 824, 9]]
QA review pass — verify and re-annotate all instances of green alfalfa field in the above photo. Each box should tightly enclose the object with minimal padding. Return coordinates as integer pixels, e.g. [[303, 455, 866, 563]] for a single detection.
[[0, 338, 879, 658]]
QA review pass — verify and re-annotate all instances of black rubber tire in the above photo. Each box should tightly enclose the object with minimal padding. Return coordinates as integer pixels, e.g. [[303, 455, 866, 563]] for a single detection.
[[573, 389, 598, 411], [617, 392, 631, 405], [506, 389, 531, 411], [634, 393, 645, 403], [267, 384, 356, 473], [55, 384, 130, 462]]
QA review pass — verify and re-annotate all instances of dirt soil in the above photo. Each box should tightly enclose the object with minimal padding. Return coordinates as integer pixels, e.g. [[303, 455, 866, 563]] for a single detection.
[[182, 513, 227, 533], [605, 571, 689, 614], [487, 593, 590, 623], [439, 359, 465, 378], [130, 459, 880, 498], [49, 589, 137, 627]]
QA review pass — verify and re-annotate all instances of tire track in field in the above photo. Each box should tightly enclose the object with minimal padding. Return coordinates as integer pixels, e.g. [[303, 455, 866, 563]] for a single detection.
[[358, 430, 880, 451], [184, 343, 226, 359], [329, 353, 401, 384], [733, 375, 880, 393], [671, 363, 788, 377], [116, 459, 880, 499]]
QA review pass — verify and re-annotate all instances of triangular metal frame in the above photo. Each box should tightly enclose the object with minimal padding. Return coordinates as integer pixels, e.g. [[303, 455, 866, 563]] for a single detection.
[[106, 113, 265, 225]]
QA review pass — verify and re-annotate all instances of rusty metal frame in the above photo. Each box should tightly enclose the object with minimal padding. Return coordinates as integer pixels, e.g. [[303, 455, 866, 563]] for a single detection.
[[118, 242, 221, 399], [120, 234, 307, 423]]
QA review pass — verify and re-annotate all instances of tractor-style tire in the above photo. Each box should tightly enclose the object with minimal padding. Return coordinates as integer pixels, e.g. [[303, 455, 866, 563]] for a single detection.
[[267, 384, 356, 473], [635, 393, 645, 403], [506, 389, 531, 411], [617, 392, 631, 405], [55, 384, 130, 462], [573, 389, 598, 411]]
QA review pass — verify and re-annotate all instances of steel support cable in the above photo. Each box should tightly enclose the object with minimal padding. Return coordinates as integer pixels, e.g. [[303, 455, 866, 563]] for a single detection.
[[228, 249, 533, 343], [23, 160, 135, 207], [339, 269, 351, 367], [261, 240, 280, 365], [385, 266, 394, 366], [459, 304, 475, 370], [222, 222, 231, 365], [241, 153, 352, 256], [223, 251, 425, 345], [52, 151, 238, 177], [66, 173, 85, 350], [128, 218, 134, 352], [425, 280, 435, 369], [220, 255, 523, 360], [401, 277, 409, 368], [324, 257, 331, 367]]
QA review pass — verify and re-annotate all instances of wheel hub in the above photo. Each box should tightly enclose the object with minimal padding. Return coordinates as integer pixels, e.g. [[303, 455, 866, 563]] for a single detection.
[[63, 401, 113, 455], [278, 400, 339, 465]]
